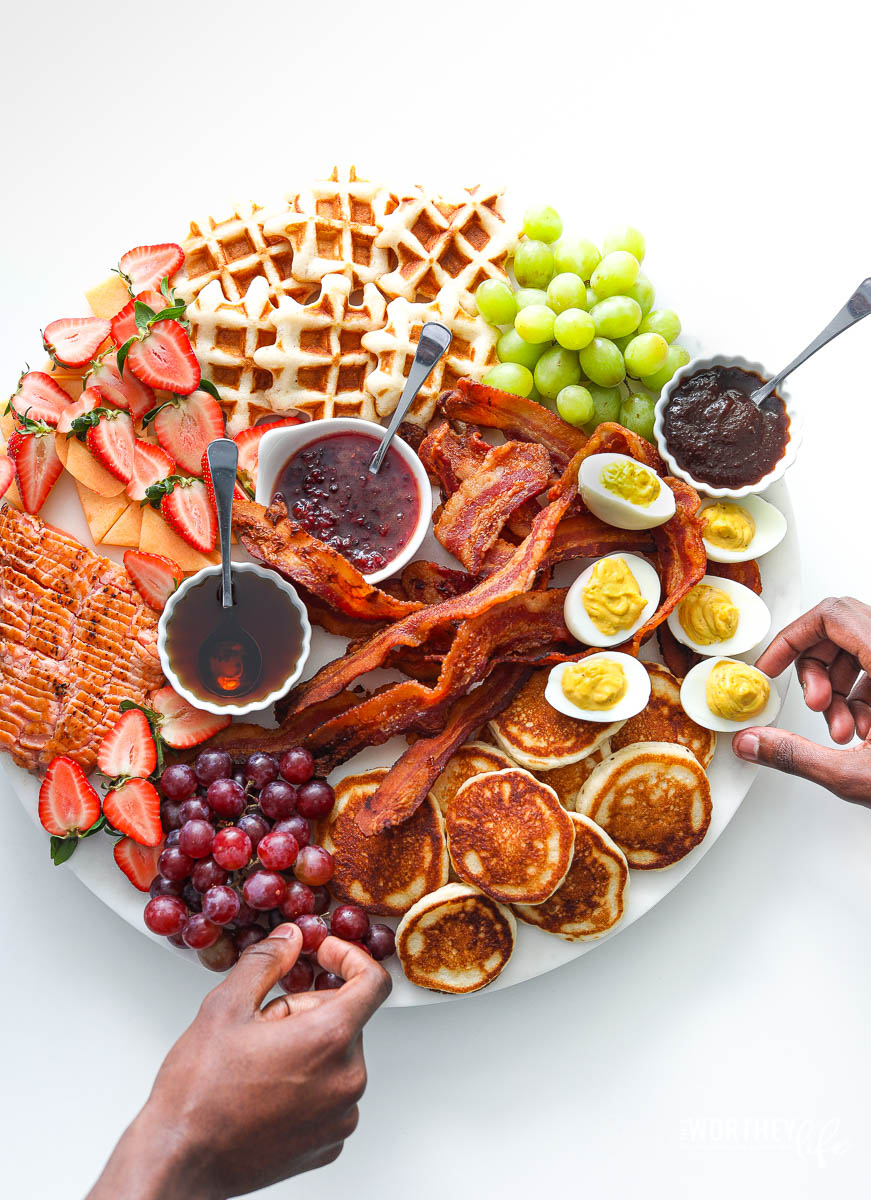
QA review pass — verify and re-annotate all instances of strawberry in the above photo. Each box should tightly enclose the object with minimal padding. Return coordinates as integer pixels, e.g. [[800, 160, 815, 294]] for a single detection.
[[0, 454, 13, 498], [103, 777, 162, 846], [201, 447, 248, 508], [234, 418, 302, 491], [97, 708, 157, 779], [150, 685, 231, 748], [8, 416, 63, 513], [127, 321, 200, 395], [159, 476, 216, 551], [124, 549, 183, 611], [38, 756, 101, 836], [85, 349, 154, 422], [86, 409, 135, 483], [152, 389, 225, 474], [119, 244, 184, 295], [8, 370, 73, 427], [43, 316, 111, 369], [56, 385, 101, 434], [127, 439, 174, 501], [110, 290, 166, 347], [114, 835, 164, 891]]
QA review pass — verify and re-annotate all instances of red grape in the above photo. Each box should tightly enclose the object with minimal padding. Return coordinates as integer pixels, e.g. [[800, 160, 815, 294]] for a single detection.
[[279, 881, 315, 920], [144, 896, 188, 936], [279, 958, 315, 993], [160, 800, 183, 831], [167, 932, 188, 949], [178, 796, 211, 823], [201, 885, 241, 926], [243, 870, 288, 911], [160, 763, 198, 801], [272, 815, 311, 848], [164, 829, 182, 848], [212, 827, 253, 871], [182, 881, 203, 912], [191, 857, 229, 893], [364, 923, 396, 960], [178, 819, 215, 859], [194, 749, 233, 785], [206, 778, 247, 819], [259, 780, 297, 820], [296, 779, 335, 819], [235, 925, 267, 952], [149, 875, 183, 900], [182, 913, 221, 950], [198, 934, 239, 972], [235, 898, 257, 926], [295, 914, 328, 953], [314, 970, 343, 991], [294, 845, 334, 886], [245, 752, 279, 788], [279, 747, 314, 785], [331, 904, 369, 941], [158, 846, 194, 882], [310, 886, 331, 915], [237, 812, 270, 849], [258, 830, 299, 871]]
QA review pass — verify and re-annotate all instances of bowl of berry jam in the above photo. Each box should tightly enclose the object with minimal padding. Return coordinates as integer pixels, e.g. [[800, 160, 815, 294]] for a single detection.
[[255, 418, 433, 584]]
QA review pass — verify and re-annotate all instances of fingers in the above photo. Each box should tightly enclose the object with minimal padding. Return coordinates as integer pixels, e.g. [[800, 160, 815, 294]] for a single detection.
[[315, 936, 392, 1030], [261, 990, 330, 1022], [847, 675, 871, 740], [825, 651, 861, 743], [732, 727, 869, 801], [795, 641, 838, 711], [213, 923, 303, 1017], [756, 598, 871, 678]]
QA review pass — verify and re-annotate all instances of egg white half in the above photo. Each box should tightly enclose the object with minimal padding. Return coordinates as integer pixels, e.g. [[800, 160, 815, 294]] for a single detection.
[[666, 575, 771, 657], [578, 453, 676, 531], [546, 653, 652, 724], [680, 656, 782, 733], [699, 494, 787, 564], [564, 552, 661, 648]]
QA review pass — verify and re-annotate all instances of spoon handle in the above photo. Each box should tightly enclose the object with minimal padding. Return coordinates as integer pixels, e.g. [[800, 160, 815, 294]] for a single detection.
[[369, 322, 452, 474], [753, 278, 871, 404], [206, 438, 239, 609]]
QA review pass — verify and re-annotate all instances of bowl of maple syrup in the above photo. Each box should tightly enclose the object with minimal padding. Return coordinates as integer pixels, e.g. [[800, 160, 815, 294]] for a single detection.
[[157, 563, 311, 717]]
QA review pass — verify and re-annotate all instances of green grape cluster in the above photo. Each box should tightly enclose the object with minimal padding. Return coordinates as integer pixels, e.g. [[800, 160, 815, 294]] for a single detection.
[[477, 208, 690, 442]]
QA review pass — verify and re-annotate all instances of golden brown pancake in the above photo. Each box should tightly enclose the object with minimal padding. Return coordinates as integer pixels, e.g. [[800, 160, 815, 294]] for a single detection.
[[429, 740, 517, 816], [446, 767, 575, 904], [321, 769, 448, 915], [609, 662, 717, 767], [396, 882, 516, 994], [532, 743, 612, 811], [514, 812, 629, 940], [577, 742, 712, 870], [488, 668, 623, 770]]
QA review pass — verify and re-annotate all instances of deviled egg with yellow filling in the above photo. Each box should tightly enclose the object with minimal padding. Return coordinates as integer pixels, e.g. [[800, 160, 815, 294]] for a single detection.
[[666, 575, 770, 657], [546, 652, 652, 723], [564, 553, 661, 647], [579, 452, 676, 530], [680, 656, 781, 733], [698, 495, 787, 564]]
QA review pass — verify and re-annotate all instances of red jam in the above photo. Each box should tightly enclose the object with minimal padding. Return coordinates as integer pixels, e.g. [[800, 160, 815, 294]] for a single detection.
[[274, 432, 420, 574]]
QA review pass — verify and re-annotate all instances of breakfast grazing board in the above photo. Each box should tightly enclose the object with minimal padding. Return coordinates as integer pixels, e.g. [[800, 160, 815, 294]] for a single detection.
[[1, 171, 800, 1005]]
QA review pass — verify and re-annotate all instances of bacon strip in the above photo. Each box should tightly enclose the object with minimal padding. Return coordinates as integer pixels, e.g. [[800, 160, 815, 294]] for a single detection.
[[400, 560, 475, 605], [296, 587, 388, 639], [707, 558, 762, 595], [419, 423, 493, 493], [442, 378, 587, 466], [657, 624, 700, 679], [502, 508, 656, 567], [571, 420, 666, 476]]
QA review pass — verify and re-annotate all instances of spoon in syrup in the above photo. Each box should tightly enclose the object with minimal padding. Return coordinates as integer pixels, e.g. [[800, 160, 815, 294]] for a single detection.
[[369, 321, 452, 474], [197, 438, 263, 698]]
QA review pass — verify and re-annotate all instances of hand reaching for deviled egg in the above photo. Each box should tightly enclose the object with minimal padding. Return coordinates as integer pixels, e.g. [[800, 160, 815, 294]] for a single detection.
[[732, 597, 871, 806]]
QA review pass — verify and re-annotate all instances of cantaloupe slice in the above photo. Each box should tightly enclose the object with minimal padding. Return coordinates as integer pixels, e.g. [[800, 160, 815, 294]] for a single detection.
[[41, 358, 84, 401], [74, 481, 129, 543], [140, 505, 219, 571], [102, 501, 143, 548], [86, 275, 130, 320], [64, 437, 127, 497]]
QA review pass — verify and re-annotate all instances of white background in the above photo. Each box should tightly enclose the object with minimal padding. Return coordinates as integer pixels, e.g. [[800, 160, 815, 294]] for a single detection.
[[2, 1, 871, 1196]]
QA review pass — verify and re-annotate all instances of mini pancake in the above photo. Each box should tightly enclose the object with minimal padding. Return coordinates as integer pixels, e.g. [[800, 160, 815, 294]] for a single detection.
[[320, 769, 448, 915], [488, 668, 624, 771], [446, 767, 575, 904], [396, 883, 517, 994], [514, 812, 629, 941], [429, 740, 517, 816], [609, 662, 717, 767], [532, 742, 612, 811], [577, 742, 712, 870]]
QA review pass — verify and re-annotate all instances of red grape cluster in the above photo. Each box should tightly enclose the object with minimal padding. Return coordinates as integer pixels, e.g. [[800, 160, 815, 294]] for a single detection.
[[143, 746, 396, 986]]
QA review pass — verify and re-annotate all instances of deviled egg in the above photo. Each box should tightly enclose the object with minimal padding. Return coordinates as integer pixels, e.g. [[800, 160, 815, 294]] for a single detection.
[[698, 495, 787, 564], [680, 656, 781, 733], [564, 552, 661, 647], [579, 452, 676, 530], [546, 652, 652, 723], [666, 575, 770, 657]]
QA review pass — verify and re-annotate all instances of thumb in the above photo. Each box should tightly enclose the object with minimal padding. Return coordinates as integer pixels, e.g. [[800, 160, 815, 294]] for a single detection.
[[217, 922, 303, 1016], [732, 727, 863, 800]]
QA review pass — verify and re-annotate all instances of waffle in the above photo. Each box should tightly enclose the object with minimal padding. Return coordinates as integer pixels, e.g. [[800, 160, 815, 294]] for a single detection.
[[263, 167, 397, 286], [253, 273, 386, 421], [375, 185, 517, 306], [361, 286, 499, 426]]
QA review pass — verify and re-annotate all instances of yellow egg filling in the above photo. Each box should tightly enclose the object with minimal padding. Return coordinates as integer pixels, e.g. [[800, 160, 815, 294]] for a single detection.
[[562, 659, 628, 711], [599, 460, 661, 507], [582, 557, 647, 637], [706, 660, 770, 720], [702, 502, 756, 551], [678, 583, 739, 645]]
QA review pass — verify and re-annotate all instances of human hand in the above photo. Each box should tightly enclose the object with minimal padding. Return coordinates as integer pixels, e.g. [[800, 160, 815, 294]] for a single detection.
[[732, 597, 871, 806], [88, 924, 391, 1200]]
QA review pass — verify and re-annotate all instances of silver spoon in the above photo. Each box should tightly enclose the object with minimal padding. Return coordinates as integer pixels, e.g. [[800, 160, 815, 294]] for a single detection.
[[369, 321, 452, 473], [751, 278, 871, 405]]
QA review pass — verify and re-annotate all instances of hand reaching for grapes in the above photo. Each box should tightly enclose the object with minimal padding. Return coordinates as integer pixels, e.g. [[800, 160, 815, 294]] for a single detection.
[[87, 924, 391, 1200], [732, 597, 871, 806]]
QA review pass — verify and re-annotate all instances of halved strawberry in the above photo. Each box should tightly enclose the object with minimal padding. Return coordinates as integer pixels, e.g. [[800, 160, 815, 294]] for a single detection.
[[124, 549, 183, 611], [103, 777, 162, 846], [8, 370, 73, 427], [8, 417, 63, 513], [56, 385, 101, 434], [85, 349, 155, 422], [97, 709, 157, 779], [127, 321, 200, 395], [110, 290, 166, 347], [152, 390, 225, 475], [43, 317, 111, 369], [149, 685, 231, 748], [234, 418, 302, 490], [0, 454, 13, 498], [159, 476, 216, 551], [201, 448, 248, 508], [114, 835, 164, 891], [86, 409, 135, 483], [38, 756, 101, 836], [127, 439, 174, 501], [119, 244, 184, 295]]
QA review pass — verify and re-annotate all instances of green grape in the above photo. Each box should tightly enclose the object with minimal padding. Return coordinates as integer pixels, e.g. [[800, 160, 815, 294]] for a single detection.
[[556, 384, 594, 427], [523, 205, 563, 244], [624, 332, 669, 378], [497, 328, 547, 370], [602, 225, 646, 263], [639, 308, 681, 343], [482, 362, 534, 397], [578, 337, 626, 387], [553, 308, 595, 351], [613, 333, 634, 353], [546, 272, 587, 314], [586, 286, 599, 309], [528, 385, 543, 404], [590, 296, 643, 339], [641, 345, 691, 391], [551, 237, 601, 281], [514, 304, 555, 344], [475, 280, 517, 326], [582, 385, 622, 435], [620, 393, 656, 441], [590, 251, 640, 299], [514, 287, 549, 310], [534, 346, 581, 399], [626, 274, 655, 316], [513, 239, 554, 289]]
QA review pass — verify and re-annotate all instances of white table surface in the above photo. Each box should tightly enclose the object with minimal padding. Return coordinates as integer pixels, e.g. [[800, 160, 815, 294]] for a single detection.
[[2, 2, 871, 1196]]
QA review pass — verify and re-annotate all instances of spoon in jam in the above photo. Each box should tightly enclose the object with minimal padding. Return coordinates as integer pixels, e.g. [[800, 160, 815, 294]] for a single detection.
[[369, 321, 452, 473], [751, 277, 871, 405], [197, 438, 263, 698]]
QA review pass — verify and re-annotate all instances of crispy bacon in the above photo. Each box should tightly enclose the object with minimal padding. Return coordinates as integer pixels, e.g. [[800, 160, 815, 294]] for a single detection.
[[400, 560, 475, 605], [707, 558, 762, 595], [442, 379, 587, 467], [657, 624, 700, 679], [296, 587, 388, 639], [418, 422, 493, 493], [502, 508, 656, 567], [572, 420, 666, 475]]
